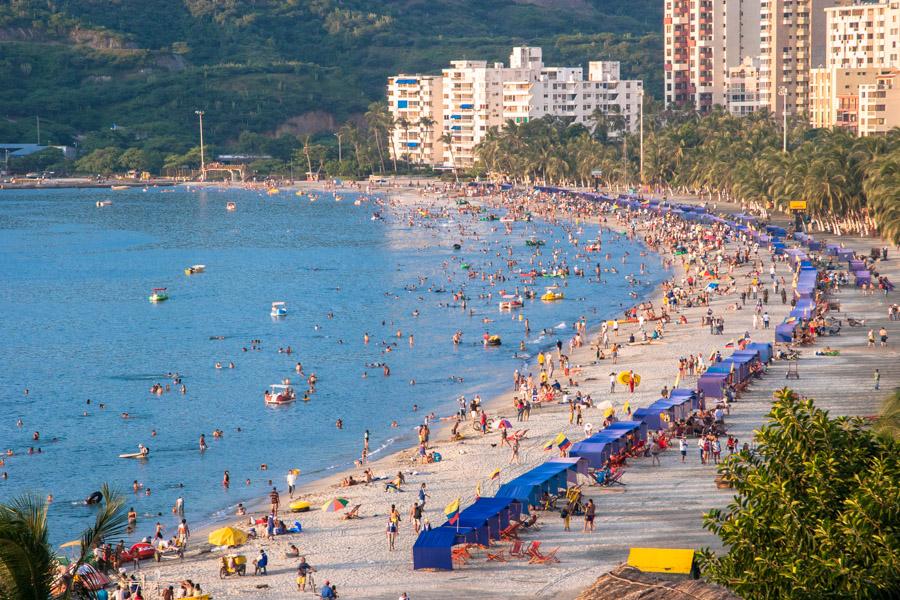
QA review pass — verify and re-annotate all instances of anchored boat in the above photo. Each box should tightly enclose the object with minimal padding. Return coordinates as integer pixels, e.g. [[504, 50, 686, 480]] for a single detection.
[[184, 264, 206, 275], [148, 288, 169, 303], [270, 301, 287, 318], [265, 384, 296, 405]]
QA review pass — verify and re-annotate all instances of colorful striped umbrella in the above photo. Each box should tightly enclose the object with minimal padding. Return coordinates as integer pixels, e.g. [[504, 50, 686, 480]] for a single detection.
[[321, 497, 350, 512]]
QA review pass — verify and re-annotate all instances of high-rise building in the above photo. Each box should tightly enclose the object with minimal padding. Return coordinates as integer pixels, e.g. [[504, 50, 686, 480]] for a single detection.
[[808, 1, 900, 132], [726, 57, 766, 115], [759, 0, 844, 118], [664, 0, 759, 111], [386, 75, 444, 165], [859, 70, 900, 134], [388, 47, 642, 169]]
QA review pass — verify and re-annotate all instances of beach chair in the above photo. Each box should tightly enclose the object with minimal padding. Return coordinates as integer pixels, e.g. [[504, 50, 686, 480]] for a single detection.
[[510, 429, 529, 441], [486, 549, 507, 562], [520, 514, 540, 530], [500, 521, 521, 540], [341, 505, 361, 520], [589, 470, 607, 486], [524, 541, 541, 558], [451, 547, 470, 565], [508, 540, 526, 559], [528, 545, 560, 564]]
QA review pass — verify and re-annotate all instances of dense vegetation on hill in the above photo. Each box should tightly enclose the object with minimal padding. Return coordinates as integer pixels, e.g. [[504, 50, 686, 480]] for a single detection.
[[0, 0, 661, 158]]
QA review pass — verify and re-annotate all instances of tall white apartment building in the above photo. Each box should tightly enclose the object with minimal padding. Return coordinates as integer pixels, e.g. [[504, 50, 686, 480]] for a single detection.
[[386, 75, 444, 165], [726, 57, 766, 115], [809, 1, 900, 133], [759, 0, 844, 117], [664, 0, 760, 111], [388, 47, 642, 169], [824, 0, 900, 69]]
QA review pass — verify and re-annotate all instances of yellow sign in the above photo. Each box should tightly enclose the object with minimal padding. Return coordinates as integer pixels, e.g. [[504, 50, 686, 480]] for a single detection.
[[627, 547, 695, 574], [789, 200, 807, 211]]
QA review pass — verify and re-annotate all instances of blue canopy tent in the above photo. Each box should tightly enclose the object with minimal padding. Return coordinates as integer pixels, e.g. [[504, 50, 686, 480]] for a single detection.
[[412, 526, 478, 570], [603, 420, 648, 442], [568, 441, 612, 469], [775, 321, 796, 342], [449, 497, 523, 545], [495, 459, 581, 507], [698, 372, 728, 399], [666, 394, 694, 420], [746, 342, 773, 363], [668, 388, 699, 410]]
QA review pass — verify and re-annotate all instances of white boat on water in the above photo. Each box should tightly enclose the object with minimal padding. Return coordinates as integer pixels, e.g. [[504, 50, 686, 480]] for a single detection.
[[96, 200, 113, 207], [271, 301, 287, 318], [184, 264, 206, 275], [264, 383, 296, 405]]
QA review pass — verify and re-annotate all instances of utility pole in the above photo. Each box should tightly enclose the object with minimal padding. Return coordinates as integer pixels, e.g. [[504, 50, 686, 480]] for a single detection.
[[195, 110, 206, 181], [778, 87, 788, 153], [36, 116, 40, 145], [335, 132, 343, 163], [639, 88, 644, 186]]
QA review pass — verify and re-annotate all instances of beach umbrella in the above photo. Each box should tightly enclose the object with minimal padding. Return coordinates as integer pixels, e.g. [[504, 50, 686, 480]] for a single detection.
[[321, 497, 350, 512], [208, 526, 248, 547], [495, 419, 512, 430], [74, 564, 110, 591]]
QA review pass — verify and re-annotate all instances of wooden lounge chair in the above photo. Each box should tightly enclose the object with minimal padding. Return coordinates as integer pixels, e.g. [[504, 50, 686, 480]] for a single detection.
[[508, 540, 526, 559], [341, 504, 361, 520], [486, 549, 507, 562], [528, 546, 560, 564], [499, 521, 521, 540]]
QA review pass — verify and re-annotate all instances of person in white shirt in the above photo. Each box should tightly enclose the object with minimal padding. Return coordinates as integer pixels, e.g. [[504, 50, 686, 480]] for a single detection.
[[286, 470, 298, 497]]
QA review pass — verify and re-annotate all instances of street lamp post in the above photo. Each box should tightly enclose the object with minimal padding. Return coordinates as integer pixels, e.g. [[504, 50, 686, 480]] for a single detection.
[[639, 88, 644, 186], [778, 87, 788, 153], [194, 110, 206, 181]]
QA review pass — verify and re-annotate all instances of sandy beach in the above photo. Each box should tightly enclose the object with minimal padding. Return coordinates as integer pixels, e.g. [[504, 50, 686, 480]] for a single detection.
[[113, 185, 898, 600]]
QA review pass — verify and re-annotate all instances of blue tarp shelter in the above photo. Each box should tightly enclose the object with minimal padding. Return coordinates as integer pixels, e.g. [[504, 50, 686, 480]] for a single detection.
[[412, 526, 477, 570], [568, 441, 612, 469], [495, 459, 582, 507], [746, 342, 773, 363]]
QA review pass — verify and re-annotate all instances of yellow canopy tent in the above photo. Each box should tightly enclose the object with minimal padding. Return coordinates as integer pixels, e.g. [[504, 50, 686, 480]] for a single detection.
[[208, 526, 248, 547], [627, 547, 695, 575]]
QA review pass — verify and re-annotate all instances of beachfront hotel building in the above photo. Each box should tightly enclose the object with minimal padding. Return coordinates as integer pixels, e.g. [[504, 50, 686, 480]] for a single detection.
[[758, 0, 845, 118], [808, 1, 900, 133], [663, 0, 760, 111], [387, 47, 642, 169]]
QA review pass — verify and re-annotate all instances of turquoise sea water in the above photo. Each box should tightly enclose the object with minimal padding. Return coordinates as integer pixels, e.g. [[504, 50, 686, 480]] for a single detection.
[[0, 186, 665, 544]]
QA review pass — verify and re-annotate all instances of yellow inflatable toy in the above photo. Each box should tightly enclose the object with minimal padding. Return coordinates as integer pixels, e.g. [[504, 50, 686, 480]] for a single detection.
[[290, 500, 311, 512], [617, 372, 641, 387]]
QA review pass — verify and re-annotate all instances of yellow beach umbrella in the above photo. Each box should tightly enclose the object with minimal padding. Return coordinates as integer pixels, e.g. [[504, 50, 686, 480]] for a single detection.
[[59, 540, 81, 549], [208, 526, 248, 547]]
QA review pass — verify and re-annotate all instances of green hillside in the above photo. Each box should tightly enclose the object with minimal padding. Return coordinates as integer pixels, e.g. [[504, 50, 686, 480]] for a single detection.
[[0, 0, 661, 156]]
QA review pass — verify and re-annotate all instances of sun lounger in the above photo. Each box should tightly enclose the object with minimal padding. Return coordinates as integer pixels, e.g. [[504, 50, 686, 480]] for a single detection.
[[486, 549, 507, 562], [341, 505, 361, 520], [500, 521, 521, 540], [528, 544, 560, 564], [508, 540, 526, 559]]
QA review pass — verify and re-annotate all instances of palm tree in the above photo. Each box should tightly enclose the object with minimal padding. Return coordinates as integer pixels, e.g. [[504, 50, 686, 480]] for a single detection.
[[440, 132, 458, 182], [0, 484, 127, 599], [417, 116, 435, 166], [395, 117, 410, 171], [364, 101, 391, 173]]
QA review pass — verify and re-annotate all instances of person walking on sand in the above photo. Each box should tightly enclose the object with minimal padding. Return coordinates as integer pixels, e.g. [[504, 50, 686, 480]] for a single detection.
[[409, 502, 422, 534], [418, 483, 429, 509], [650, 436, 661, 466], [269, 487, 280, 516], [879, 326, 888, 347], [874, 368, 881, 390], [286, 470, 298, 497], [609, 372, 616, 393], [679, 437, 687, 463], [867, 329, 876, 348], [509, 437, 520, 464], [583, 499, 595, 533]]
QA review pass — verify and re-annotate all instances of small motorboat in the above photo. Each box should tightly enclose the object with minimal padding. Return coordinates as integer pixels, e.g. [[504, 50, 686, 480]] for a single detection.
[[270, 301, 287, 318], [226, 202, 237, 212], [149, 288, 169, 303], [265, 384, 296, 405], [499, 216, 514, 223], [96, 200, 113, 207], [110, 185, 129, 191], [498, 295, 523, 310], [184, 264, 206, 275], [541, 286, 564, 302], [525, 239, 545, 247]]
